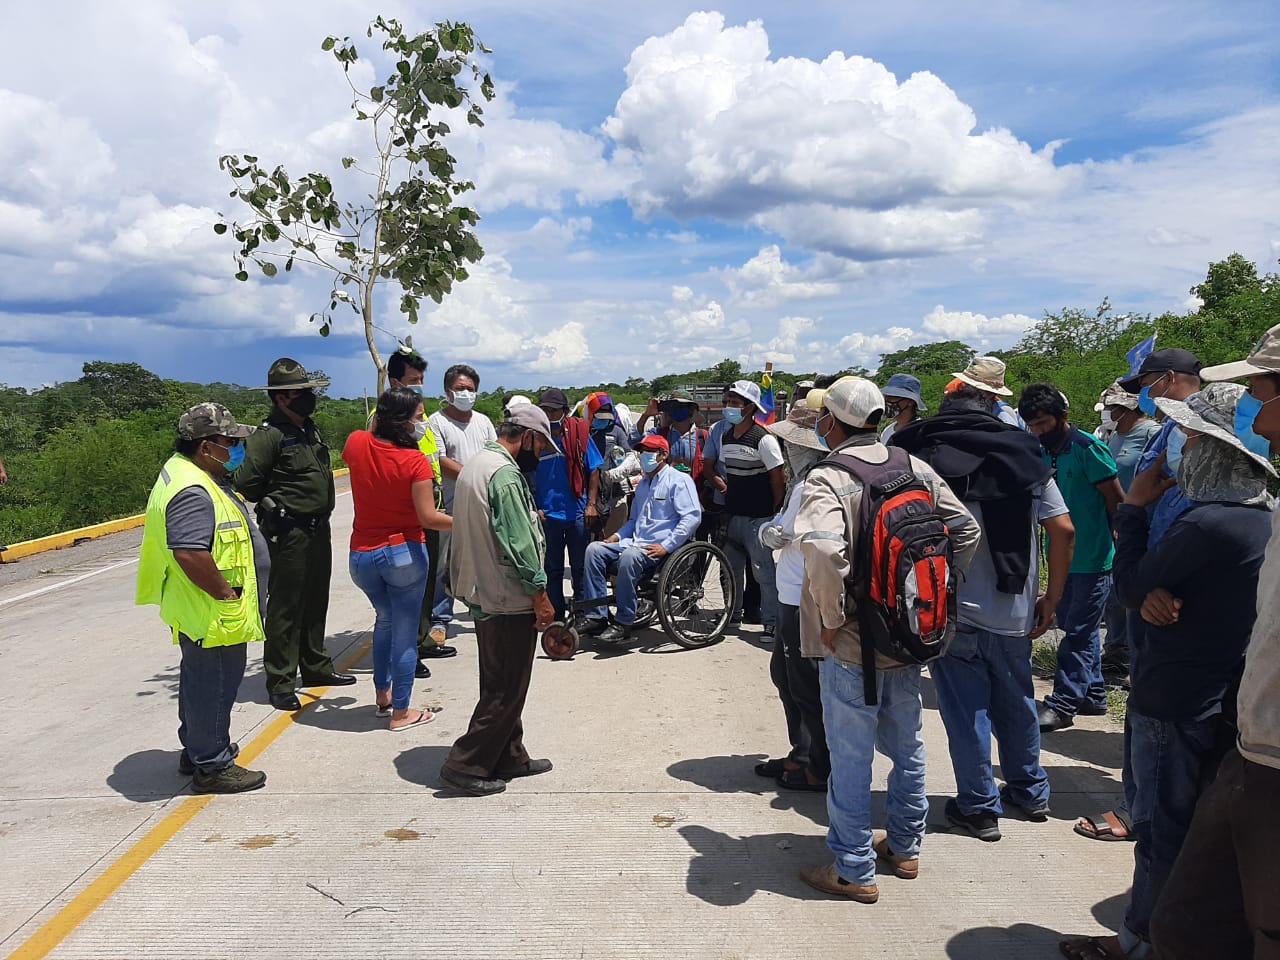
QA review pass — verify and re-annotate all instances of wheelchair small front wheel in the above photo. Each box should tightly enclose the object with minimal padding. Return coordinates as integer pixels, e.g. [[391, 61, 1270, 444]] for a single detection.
[[540, 622, 579, 660]]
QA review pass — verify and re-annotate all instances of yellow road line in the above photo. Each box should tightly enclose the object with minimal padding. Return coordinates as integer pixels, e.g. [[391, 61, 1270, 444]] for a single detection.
[[6, 632, 372, 960]]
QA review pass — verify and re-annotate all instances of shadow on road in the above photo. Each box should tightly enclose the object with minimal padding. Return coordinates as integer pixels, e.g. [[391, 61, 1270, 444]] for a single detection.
[[944, 922, 1064, 958], [107, 748, 189, 802], [678, 823, 830, 904], [392, 744, 462, 794], [1040, 726, 1125, 768]]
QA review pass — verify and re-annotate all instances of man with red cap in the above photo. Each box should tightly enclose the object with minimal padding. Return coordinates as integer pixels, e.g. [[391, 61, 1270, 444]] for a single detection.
[[580, 434, 702, 642]]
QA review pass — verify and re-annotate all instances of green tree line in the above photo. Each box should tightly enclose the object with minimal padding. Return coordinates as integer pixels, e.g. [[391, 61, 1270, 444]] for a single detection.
[[1, 254, 1274, 547]]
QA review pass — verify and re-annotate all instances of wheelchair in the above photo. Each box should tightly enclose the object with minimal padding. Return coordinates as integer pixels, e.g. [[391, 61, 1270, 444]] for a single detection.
[[540, 539, 738, 660]]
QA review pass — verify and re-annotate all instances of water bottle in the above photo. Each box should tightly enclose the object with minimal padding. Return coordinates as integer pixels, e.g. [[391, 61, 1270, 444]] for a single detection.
[[386, 532, 412, 567]]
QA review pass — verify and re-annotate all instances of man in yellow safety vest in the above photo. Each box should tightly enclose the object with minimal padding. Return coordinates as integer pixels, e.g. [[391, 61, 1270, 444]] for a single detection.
[[136, 403, 270, 794]]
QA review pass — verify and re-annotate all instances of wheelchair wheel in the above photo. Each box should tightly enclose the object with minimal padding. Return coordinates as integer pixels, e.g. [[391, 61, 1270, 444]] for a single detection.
[[540, 622, 578, 660], [656, 541, 736, 648]]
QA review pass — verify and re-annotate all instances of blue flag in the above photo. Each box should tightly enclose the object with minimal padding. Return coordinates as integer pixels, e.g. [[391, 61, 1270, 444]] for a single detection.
[[1126, 333, 1157, 376]]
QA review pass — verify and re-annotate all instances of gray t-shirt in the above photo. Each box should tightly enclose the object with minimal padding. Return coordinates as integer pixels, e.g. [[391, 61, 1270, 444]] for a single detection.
[[166, 478, 270, 623], [428, 409, 497, 511], [956, 478, 1068, 637]]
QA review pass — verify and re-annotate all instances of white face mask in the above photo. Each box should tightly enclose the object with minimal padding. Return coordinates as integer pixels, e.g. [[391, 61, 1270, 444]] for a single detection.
[[410, 421, 428, 442], [1100, 410, 1114, 426], [450, 389, 476, 411]]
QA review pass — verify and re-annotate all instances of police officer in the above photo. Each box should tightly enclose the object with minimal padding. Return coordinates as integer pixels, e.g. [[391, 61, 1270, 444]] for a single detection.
[[235, 358, 355, 710]]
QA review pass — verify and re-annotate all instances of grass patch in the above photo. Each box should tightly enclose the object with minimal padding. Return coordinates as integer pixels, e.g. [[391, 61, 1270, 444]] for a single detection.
[[1106, 687, 1128, 724], [1031, 637, 1058, 679]]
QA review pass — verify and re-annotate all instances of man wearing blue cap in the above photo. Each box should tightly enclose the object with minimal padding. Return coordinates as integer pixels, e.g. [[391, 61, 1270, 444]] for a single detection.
[[880, 374, 927, 444]]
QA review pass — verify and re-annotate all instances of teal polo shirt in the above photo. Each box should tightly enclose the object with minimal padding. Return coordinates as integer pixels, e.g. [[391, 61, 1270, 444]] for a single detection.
[[1042, 426, 1119, 574]]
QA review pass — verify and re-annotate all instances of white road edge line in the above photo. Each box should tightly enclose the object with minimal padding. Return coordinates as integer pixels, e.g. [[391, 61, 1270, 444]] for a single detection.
[[0, 488, 350, 609]]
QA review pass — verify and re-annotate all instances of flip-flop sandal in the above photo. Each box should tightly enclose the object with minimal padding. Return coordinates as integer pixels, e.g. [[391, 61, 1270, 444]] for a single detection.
[[389, 709, 435, 731], [1073, 810, 1134, 842], [776, 767, 828, 792], [375, 702, 393, 718]]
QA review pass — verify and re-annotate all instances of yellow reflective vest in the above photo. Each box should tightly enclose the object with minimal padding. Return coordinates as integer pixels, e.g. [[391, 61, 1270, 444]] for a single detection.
[[136, 454, 266, 647]]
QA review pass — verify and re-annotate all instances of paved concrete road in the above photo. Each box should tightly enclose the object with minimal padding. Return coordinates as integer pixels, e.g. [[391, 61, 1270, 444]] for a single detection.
[[0, 484, 1132, 960]]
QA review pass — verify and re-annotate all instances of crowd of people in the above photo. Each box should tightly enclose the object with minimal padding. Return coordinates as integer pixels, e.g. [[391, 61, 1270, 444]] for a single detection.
[[136, 332, 1280, 957]]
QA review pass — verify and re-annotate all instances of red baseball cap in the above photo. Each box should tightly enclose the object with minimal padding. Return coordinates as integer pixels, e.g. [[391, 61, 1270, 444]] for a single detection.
[[635, 433, 669, 453]]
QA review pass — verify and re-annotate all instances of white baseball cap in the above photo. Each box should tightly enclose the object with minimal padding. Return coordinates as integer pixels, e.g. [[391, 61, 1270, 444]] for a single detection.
[[728, 379, 762, 407], [806, 376, 885, 430]]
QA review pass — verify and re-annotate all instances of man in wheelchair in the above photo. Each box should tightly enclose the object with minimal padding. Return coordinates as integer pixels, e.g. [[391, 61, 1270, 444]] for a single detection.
[[580, 434, 702, 642]]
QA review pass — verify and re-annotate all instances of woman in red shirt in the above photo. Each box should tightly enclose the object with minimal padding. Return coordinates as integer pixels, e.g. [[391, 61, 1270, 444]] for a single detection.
[[343, 387, 453, 730]]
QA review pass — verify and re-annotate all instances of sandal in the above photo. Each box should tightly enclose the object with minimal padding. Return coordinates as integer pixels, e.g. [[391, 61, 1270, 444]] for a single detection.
[[1073, 809, 1134, 842], [776, 767, 828, 792], [754, 757, 794, 778], [375, 691, 393, 718], [1059, 935, 1135, 959], [389, 709, 435, 731]]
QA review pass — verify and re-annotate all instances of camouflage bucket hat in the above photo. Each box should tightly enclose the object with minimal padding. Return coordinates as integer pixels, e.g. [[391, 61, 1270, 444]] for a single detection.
[[258, 357, 331, 391], [178, 403, 255, 440]]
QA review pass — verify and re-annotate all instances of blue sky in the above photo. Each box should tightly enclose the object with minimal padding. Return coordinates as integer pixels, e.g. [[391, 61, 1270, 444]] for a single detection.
[[1, 1, 1278, 399]]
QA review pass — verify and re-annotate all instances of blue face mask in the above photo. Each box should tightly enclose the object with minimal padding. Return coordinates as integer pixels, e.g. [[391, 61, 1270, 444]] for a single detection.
[[1234, 391, 1275, 459], [723, 406, 745, 425], [815, 415, 831, 450], [1164, 427, 1186, 475], [669, 405, 694, 423], [1137, 374, 1167, 417], [591, 417, 613, 432], [639, 452, 661, 474], [402, 383, 424, 396], [210, 440, 246, 471]]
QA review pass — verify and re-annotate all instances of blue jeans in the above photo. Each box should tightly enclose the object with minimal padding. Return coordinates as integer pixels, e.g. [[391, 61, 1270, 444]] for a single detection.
[[931, 623, 1049, 816], [543, 515, 590, 621], [177, 635, 248, 774], [1045, 571, 1110, 717], [1125, 708, 1224, 941], [429, 527, 454, 628], [582, 540, 661, 626], [349, 541, 429, 710], [820, 657, 928, 886], [723, 514, 779, 627]]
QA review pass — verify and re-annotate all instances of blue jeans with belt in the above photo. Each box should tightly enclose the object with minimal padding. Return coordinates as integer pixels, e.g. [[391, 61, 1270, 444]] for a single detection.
[[349, 540, 429, 710]]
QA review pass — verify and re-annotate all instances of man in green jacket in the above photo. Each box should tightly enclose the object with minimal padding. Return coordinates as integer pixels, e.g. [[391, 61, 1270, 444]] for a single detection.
[[136, 403, 269, 794], [235, 358, 354, 712], [440, 404, 559, 796]]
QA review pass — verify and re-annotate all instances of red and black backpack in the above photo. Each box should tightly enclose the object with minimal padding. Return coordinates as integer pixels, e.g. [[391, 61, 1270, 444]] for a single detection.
[[824, 447, 956, 705]]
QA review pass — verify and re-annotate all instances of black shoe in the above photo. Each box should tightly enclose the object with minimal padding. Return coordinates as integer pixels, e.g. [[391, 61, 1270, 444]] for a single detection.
[[1037, 702, 1074, 731], [945, 797, 1001, 842], [439, 765, 507, 796], [762, 624, 776, 638], [496, 758, 553, 781], [579, 618, 609, 637], [270, 692, 302, 711], [999, 785, 1050, 822], [421, 645, 457, 659], [179, 742, 239, 777], [193, 763, 266, 794], [299, 672, 357, 687], [1078, 701, 1109, 716], [598, 623, 631, 643], [415, 661, 432, 679]]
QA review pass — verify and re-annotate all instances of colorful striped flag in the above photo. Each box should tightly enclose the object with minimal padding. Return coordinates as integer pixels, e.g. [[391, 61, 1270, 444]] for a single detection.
[[755, 365, 776, 425]]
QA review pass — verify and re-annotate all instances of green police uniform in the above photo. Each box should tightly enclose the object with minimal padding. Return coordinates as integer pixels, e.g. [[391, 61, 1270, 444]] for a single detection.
[[235, 363, 338, 696]]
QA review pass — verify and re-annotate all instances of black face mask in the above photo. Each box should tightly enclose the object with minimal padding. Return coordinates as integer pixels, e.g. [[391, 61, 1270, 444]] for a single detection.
[[516, 438, 540, 472], [288, 391, 317, 418], [1039, 426, 1067, 451]]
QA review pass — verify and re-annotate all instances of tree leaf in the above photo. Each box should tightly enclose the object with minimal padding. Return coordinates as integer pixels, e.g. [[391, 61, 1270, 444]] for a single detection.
[[212, 222, 228, 235], [322, 37, 336, 51], [261, 262, 278, 278]]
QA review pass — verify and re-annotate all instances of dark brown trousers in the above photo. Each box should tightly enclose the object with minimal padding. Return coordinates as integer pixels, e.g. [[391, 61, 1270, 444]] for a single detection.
[[443, 612, 537, 778], [1150, 747, 1280, 959]]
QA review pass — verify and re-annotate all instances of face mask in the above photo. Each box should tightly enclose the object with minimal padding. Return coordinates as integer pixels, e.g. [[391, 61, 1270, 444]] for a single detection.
[[639, 452, 661, 474], [1165, 427, 1187, 474], [450, 389, 476, 411], [410, 420, 428, 442], [1038, 426, 1066, 451], [815, 414, 832, 450], [516, 438, 540, 472], [288, 392, 317, 418], [1137, 374, 1167, 417], [669, 405, 694, 423], [723, 406, 745, 425], [401, 383, 424, 397], [1234, 391, 1275, 459], [207, 440, 245, 472], [591, 417, 613, 432], [1100, 410, 1115, 427], [544, 413, 564, 432]]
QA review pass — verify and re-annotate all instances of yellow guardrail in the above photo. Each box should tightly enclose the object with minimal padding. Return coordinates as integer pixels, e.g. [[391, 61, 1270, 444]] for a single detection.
[[0, 468, 350, 564]]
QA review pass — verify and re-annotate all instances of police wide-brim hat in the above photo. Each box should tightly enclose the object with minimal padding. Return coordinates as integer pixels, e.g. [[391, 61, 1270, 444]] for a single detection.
[[258, 357, 331, 391], [1154, 384, 1276, 476], [178, 402, 255, 440], [1117, 348, 1202, 394], [767, 397, 825, 450], [1200, 323, 1280, 382]]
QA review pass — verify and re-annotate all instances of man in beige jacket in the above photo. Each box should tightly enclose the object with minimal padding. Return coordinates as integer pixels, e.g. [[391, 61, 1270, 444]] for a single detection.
[[794, 376, 980, 904]]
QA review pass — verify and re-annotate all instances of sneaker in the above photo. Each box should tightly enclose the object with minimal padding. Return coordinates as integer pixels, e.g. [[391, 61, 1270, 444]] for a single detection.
[[1037, 702, 1074, 732], [999, 785, 1050, 822], [798, 863, 879, 903], [872, 830, 919, 879], [945, 797, 1001, 842], [192, 763, 266, 794], [179, 742, 239, 776], [762, 624, 776, 638]]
